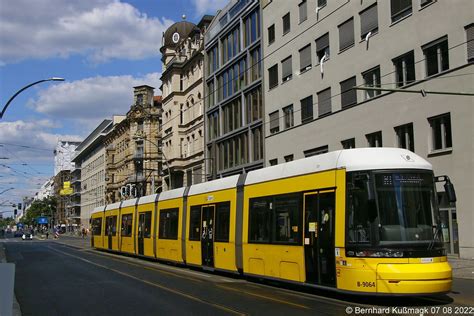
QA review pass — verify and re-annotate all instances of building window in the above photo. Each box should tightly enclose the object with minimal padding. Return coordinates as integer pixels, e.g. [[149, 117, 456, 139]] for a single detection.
[[304, 145, 328, 157], [362, 66, 381, 99], [269, 111, 280, 134], [222, 98, 242, 134], [316, 33, 330, 63], [283, 104, 294, 129], [423, 37, 449, 77], [318, 0, 327, 7], [246, 87, 262, 124], [244, 9, 260, 47], [268, 24, 275, 45], [341, 138, 355, 149], [366, 131, 383, 147], [360, 4, 378, 39], [300, 95, 313, 124], [221, 27, 240, 65], [250, 48, 260, 82], [393, 51, 415, 87], [208, 110, 219, 141], [218, 133, 248, 171], [207, 45, 219, 75], [429, 113, 452, 151], [282, 12, 291, 35], [395, 123, 414, 152], [269, 159, 278, 166], [339, 18, 354, 52], [466, 24, 474, 62], [391, 0, 412, 23], [281, 55, 292, 82], [252, 127, 263, 161], [340, 76, 357, 108], [299, 44, 312, 72], [268, 64, 278, 89], [284, 154, 294, 162], [207, 80, 215, 108], [317, 87, 331, 117], [299, 0, 307, 23]]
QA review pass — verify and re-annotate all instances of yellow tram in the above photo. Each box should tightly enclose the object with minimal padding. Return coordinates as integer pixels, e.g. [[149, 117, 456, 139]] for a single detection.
[[90, 148, 454, 295]]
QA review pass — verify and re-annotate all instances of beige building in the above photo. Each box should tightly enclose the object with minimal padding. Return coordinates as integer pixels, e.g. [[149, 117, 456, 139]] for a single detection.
[[72, 119, 115, 229], [105, 86, 163, 202], [160, 16, 213, 189], [262, 0, 473, 258]]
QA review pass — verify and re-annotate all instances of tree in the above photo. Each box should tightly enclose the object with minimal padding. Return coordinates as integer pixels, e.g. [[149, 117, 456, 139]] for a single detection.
[[23, 197, 57, 225]]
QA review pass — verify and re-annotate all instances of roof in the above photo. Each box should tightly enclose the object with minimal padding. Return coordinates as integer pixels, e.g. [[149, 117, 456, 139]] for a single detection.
[[245, 148, 432, 186], [161, 20, 199, 52], [153, 96, 162, 103], [188, 175, 240, 196]]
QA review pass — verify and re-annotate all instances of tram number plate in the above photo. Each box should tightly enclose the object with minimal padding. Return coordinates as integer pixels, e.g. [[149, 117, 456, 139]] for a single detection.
[[357, 281, 375, 288], [421, 257, 434, 263]]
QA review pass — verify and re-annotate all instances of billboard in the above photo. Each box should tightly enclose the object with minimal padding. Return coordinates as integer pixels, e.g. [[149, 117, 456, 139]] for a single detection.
[[37, 217, 48, 224]]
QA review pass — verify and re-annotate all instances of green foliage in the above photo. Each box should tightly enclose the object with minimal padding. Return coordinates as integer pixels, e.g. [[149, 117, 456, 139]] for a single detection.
[[23, 197, 57, 225]]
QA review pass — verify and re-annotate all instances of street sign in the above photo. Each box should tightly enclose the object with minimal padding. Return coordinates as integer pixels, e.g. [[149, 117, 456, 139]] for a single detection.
[[37, 217, 48, 224]]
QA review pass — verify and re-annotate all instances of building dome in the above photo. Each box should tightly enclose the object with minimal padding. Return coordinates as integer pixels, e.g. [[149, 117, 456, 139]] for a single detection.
[[161, 20, 199, 52]]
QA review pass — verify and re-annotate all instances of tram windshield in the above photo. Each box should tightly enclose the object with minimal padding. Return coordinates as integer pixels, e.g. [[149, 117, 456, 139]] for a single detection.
[[347, 171, 441, 246]]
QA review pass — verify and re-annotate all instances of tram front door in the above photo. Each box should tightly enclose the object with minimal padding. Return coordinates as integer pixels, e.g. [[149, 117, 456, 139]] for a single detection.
[[304, 191, 336, 287]]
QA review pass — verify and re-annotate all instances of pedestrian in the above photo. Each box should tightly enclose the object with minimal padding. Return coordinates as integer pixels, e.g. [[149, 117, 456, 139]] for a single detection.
[[46, 230, 49, 239], [81, 228, 85, 239]]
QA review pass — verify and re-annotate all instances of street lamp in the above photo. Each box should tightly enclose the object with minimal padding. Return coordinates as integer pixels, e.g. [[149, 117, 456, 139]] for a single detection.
[[1, 77, 65, 119], [0, 188, 14, 195], [133, 135, 172, 190]]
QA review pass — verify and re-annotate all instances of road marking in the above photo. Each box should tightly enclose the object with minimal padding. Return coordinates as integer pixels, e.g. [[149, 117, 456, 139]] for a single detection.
[[215, 284, 311, 310], [48, 245, 245, 315]]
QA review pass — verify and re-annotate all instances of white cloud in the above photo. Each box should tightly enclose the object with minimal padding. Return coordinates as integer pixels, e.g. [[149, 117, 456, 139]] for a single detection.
[[28, 72, 161, 126], [0, 120, 81, 162], [0, 0, 173, 64], [192, 0, 229, 16]]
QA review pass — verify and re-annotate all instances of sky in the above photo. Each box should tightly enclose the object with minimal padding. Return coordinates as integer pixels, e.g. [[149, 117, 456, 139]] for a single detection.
[[0, 0, 228, 217]]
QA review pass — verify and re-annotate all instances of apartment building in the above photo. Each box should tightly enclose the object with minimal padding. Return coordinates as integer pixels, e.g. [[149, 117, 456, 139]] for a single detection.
[[104, 86, 162, 202], [262, 0, 473, 258], [160, 16, 213, 189], [72, 119, 114, 229], [204, 0, 264, 179]]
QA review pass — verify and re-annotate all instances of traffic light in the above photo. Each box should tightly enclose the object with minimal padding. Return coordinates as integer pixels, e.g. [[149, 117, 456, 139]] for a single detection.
[[131, 185, 137, 198], [14, 209, 17, 216], [120, 186, 126, 197], [126, 185, 131, 196], [18, 203, 22, 210]]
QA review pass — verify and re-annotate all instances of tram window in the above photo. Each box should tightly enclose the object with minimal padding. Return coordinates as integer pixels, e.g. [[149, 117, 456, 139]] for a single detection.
[[249, 197, 272, 243], [92, 218, 102, 236], [215, 202, 231, 242], [274, 194, 301, 244], [121, 214, 133, 237], [105, 216, 117, 236], [347, 173, 372, 243], [189, 206, 201, 241], [159, 208, 179, 239], [143, 211, 152, 238]]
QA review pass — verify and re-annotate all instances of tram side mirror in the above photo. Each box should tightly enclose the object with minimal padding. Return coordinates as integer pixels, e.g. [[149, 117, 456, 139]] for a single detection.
[[444, 179, 457, 203]]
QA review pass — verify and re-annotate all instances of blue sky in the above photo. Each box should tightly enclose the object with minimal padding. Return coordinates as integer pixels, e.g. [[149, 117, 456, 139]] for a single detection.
[[0, 0, 227, 216]]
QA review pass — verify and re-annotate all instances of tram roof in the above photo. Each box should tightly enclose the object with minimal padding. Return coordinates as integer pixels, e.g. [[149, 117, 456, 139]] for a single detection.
[[188, 174, 240, 196], [245, 148, 432, 186], [91, 205, 106, 215]]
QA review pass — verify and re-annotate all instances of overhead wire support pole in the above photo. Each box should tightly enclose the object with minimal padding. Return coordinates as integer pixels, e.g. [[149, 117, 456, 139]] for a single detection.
[[0, 77, 65, 119], [353, 86, 474, 97]]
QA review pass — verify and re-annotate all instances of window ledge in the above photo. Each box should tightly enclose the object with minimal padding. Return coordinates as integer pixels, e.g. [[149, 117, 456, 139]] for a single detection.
[[299, 66, 312, 75], [281, 76, 293, 84], [338, 44, 354, 54], [390, 13, 412, 28], [268, 84, 278, 92], [419, 1, 436, 12], [315, 57, 330, 66], [428, 148, 452, 157], [283, 30, 291, 36]]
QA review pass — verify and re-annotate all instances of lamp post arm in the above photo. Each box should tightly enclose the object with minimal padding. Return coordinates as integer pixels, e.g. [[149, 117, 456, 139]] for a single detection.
[[1, 78, 65, 119]]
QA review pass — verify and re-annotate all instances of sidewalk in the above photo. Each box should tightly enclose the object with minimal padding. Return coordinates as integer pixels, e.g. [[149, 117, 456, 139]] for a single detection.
[[448, 256, 474, 280], [0, 242, 22, 316]]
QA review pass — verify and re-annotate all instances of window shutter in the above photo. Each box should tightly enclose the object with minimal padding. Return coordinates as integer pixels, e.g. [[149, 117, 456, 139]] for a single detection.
[[340, 77, 357, 108], [339, 18, 354, 51], [269, 65, 278, 88], [318, 88, 332, 116], [316, 33, 329, 52], [282, 56, 292, 80], [299, 1, 307, 23], [299, 45, 311, 70], [391, 0, 412, 17], [360, 4, 378, 37], [269, 111, 279, 131], [466, 24, 474, 62]]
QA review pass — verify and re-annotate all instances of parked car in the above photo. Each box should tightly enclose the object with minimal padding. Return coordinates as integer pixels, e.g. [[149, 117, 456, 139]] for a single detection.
[[14, 231, 23, 238], [22, 232, 33, 240]]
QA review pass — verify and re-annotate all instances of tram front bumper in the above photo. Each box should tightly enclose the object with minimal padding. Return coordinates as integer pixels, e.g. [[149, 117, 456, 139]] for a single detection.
[[376, 261, 452, 294]]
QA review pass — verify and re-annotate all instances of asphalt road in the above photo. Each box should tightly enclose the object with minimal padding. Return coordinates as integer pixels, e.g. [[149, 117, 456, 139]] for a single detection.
[[2, 236, 473, 316]]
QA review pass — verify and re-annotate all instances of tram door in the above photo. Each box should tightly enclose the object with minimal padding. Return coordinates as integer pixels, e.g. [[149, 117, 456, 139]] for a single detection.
[[137, 213, 145, 255], [107, 216, 113, 250], [304, 191, 336, 287], [201, 206, 215, 268]]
